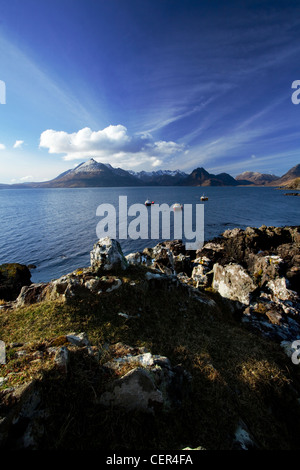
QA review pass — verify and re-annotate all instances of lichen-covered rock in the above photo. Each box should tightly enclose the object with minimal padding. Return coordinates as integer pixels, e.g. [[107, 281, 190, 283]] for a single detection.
[[99, 367, 164, 413], [212, 263, 257, 307], [266, 277, 298, 302], [99, 344, 191, 414], [125, 252, 152, 266], [90, 237, 128, 272]]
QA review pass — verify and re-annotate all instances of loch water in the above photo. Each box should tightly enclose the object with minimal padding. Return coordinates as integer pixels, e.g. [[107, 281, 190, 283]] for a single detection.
[[0, 186, 298, 283]]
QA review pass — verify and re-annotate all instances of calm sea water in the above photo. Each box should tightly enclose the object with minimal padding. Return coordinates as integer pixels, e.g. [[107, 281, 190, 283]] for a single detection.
[[0, 186, 299, 283]]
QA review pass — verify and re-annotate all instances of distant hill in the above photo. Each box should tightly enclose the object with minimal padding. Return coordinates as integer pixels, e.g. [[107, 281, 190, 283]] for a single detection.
[[281, 177, 300, 190], [236, 171, 279, 185], [268, 164, 300, 187], [182, 167, 238, 186]]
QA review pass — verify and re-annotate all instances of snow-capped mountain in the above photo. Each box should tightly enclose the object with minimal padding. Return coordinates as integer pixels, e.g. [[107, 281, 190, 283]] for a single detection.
[[36, 158, 143, 187], [73, 158, 108, 173], [128, 169, 188, 186], [129, 169, 187, 179]]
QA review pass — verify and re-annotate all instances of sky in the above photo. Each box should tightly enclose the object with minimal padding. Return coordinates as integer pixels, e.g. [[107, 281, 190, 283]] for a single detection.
[[1, 0, 300, 183]]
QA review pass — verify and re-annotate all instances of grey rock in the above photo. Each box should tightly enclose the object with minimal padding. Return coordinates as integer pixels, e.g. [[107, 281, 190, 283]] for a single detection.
[[90, 237, 128, 272], [212, 263, 256, 306], [54, 346, 69, 374], [99, 367, 164, 413]]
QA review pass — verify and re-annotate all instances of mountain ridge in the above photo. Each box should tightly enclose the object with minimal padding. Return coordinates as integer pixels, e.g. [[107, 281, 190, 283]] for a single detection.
[[1, 158, 299, 188]]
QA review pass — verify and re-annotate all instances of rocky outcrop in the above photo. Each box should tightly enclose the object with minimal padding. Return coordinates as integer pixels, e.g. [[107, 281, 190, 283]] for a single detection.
[[197, 226, 300, 342], [0, 263, 31, 301], [0, 335, 190, 448], [90, 237, 128, 273], [7, 227, 300, 346], [124, 226, 300, 342], [99, 343, 191, 413]]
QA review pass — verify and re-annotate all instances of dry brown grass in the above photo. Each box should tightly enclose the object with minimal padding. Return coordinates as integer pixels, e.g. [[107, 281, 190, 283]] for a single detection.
[[1, 265, 300, 450]]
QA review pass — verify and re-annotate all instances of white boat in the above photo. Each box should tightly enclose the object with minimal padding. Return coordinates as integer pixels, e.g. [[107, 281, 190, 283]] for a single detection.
[[172, 203, 183, 211], [145, 199, 153, 206], [200, 194, 208, 201]]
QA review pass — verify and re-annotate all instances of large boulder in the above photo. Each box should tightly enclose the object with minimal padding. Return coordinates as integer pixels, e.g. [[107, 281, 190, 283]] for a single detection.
[[90, 238, 128, 273], [99, 343, 191, 414], [0, 263, 31, 301], [212, 263, 257, 307]]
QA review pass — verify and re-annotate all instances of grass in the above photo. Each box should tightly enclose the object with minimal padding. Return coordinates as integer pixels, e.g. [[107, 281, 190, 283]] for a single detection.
[[1, 265, 300, 450]]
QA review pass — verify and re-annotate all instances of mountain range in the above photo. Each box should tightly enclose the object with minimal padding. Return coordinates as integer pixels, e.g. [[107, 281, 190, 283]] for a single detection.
[[1, 159, 299, 188]]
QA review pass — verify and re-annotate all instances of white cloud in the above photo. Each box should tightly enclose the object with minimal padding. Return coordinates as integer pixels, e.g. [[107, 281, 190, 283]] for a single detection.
[[149, 140, 185, 156], [40, 125, 130, 157], [13, 140, 24, 149], [0, 143, 6, 150], [19, 175, 33, 181], [40, 125, 185, 170]]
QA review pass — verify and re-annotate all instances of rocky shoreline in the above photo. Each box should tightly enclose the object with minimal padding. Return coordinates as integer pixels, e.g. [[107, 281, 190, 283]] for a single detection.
[[0, 225, 300, 450], [7, 224, 299, 343]]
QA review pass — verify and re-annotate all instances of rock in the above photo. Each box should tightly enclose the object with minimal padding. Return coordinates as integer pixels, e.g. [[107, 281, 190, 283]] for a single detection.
[[232, 419, 257, 450], [212, 263, 257, 307], [99, 367, 164, 413], [99, 344, 191, 414], [266, 277, 298, 302], [142, 240, 193, 276], [0, 380, 41, 449], [280, 340, 300, 358], [16, 283, 48, 307], [54, 346, 69, 374], [104, 352, 155, 370], [243, 298, 300, 342], [44, 275, 82, 301], [222, 228, 244, 238], [247, 254, 284, 287], [173, 253, 192, 276], [125, 252, 152, 266], [66, 332, 90, 347], [90, 237, 128, 273], [0, 263, 32, 301], [191, 256, 213, 287], [145, 271, 165, 281], [106, 278, 122, 292]]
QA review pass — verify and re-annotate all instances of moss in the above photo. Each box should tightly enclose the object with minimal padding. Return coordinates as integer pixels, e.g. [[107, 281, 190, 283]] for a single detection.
[[254, 303, 268, 315]]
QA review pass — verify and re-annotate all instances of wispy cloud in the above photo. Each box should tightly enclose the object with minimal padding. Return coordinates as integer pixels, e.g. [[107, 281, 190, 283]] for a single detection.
[[19, 175, 33, 181], [13, 140, 24, 149], [0, 32, 101, 129]]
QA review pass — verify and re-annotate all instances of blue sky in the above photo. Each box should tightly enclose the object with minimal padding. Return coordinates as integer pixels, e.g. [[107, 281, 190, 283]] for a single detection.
[[1, 0, 300, 183]]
